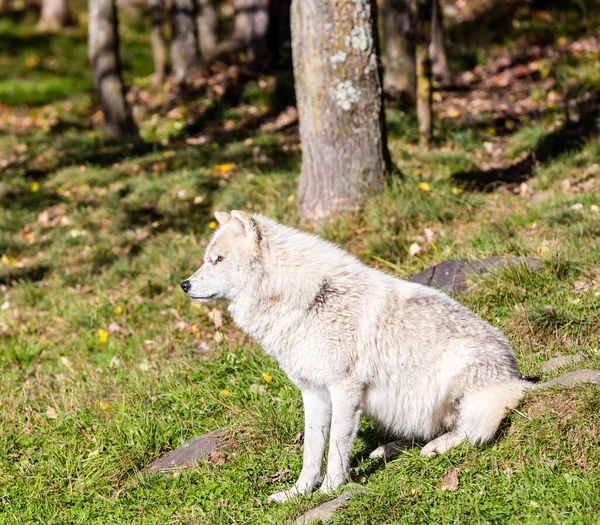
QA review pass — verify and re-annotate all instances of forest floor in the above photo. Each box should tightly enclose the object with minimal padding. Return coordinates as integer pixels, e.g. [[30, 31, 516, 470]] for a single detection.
[[1, 1, 600, 523]]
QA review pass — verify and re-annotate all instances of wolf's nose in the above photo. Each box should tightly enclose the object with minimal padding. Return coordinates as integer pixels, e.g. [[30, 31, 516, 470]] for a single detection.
[[180, 280, 191, 293]]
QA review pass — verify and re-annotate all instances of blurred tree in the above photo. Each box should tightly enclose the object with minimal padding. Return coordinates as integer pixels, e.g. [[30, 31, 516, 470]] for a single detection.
[[430, 0, 450, 84], [88, 0, 139, 139], [292, 0, 390, 220], [37, 0, 68, 31], [150, 0, 168, 83], [415, 0, 432, 146], [382, 0, 416, 102], [231, 0, 270, 62], [170, 0, 201, 82], [197, 0, 218, 56]]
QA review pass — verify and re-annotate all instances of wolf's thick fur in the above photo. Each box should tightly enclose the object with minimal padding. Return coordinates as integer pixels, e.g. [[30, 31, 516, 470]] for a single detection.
[[182, 210, 530, 502]]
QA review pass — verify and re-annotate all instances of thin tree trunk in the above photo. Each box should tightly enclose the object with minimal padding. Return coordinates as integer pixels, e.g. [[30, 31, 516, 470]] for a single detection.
[[430, 0, 450, 84], [170, 0, 200, 82], [232, 0, 270, 62], [196, 0, 217, 56], [415, 0, 432, 146], [150, 0, 168, 83], [88, 0, 139, 139], [292, 0, 390, 220], [37, 0, 68, 31], [382, 0, 416, 102]]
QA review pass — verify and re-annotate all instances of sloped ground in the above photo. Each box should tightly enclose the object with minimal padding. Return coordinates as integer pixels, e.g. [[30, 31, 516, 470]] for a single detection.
[[1, 1, 600, 523]]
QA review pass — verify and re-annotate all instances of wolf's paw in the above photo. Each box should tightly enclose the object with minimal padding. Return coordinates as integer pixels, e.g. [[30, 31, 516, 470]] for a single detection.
[[267, 488, 300, 504], [319, 475, 344, 495], [369, 439, 408, 460], [419, 443, 439, 458]]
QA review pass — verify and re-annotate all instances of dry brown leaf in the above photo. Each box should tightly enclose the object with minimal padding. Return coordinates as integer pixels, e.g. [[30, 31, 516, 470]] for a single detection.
[[440, 468, 460, 491], [208, 450, 226, 465]]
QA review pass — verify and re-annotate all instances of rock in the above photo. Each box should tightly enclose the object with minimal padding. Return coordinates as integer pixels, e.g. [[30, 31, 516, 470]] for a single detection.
[[540, 369, 600, 388], [295, 489, 364, 524], [408, 257, 542, 294], [143, 429, 229, 475], [541, 355, 583, 373]]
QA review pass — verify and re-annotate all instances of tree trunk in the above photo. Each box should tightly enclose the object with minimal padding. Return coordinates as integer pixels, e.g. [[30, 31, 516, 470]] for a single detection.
[[37, 0, 68, 31], [150, 0, 168, 83], [232, 0, 270, 62], [170, 0, 200, 82], [292, 0, 390, 220], [88, 0, 139, 139], [382, 0, 416, 102], [415, 0, 432, 146], [430, 0, 450, 84], [196, 0, 217, 56]]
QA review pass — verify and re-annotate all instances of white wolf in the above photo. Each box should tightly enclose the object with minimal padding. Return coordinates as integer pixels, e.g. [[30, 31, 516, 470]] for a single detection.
[[181, 210, 530, 503]]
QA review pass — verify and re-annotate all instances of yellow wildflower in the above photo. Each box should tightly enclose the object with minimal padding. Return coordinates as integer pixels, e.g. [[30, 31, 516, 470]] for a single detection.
[[209, 221, 218, 229], [213, 163, 234, 174], [262, 372, 273, 383], [114, 306, 123, 315], [451, 187, 464, 195], [220, 389, 230, 395], [31, 182, 40, 192], [98, 329, 109, 343], [418, 182, 431, 192]]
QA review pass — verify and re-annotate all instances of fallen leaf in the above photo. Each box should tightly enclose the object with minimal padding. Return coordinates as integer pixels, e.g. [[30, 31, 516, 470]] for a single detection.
[[46, 406, 58, 419], [440, 468, 460, 491], [424, 228, 435, 244], [208, 308, 223, 328], [208, 450, 226, 465], [409, 242, 422, 257], [98, 400, 112, 410]]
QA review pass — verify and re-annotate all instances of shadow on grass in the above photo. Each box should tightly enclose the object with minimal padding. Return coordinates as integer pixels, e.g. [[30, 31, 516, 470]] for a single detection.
[[452, 89, 600, 191]]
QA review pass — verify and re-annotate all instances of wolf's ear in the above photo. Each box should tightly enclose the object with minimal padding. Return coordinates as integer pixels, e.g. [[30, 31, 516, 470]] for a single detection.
[[214, 211, 231, 225], [231, 210, 262, 244]]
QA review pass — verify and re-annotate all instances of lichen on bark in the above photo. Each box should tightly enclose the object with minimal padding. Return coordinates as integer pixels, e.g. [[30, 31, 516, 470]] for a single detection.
[[292, 0, 390, 220]]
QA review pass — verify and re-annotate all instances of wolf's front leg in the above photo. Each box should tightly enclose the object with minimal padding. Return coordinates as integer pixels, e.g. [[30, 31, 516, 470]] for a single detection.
[[267, 388, 331, 503], [320, 384, 362, 494]]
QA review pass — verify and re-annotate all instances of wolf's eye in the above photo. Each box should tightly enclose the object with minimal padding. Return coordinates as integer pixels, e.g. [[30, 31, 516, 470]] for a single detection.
[[216, 255, 224, 263]]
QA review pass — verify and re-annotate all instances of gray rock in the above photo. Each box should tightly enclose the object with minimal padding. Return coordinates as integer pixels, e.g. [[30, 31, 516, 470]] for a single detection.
[[408, 257, 542, 294], [295, 488, 365, 524], [540, 369, 600, 388], [541, 355, 583, 373], [142, 429, 229, 474]]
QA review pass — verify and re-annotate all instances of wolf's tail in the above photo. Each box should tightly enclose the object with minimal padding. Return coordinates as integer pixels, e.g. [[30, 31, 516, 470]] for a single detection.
[[458, 379, 534, 444]]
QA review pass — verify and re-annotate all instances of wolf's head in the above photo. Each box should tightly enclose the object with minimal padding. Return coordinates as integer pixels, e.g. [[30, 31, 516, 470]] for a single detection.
[[180, 210, 263, 303]]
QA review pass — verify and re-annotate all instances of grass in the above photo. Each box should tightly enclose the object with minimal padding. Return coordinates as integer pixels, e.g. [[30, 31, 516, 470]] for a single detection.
[[1, 7, 600, 525]]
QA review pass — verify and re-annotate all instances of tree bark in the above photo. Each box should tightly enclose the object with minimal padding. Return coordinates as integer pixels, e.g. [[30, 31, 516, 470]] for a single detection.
[[196, 0, 218, 56], [88, 0, 139, 139], [170, 0, 200, 82], [382, 0, 416, 102], [150, 0, 168, 83], [37, 0, 68, 31], [232, 0, 270, 62], [292, 0, 390, 220], [430, 0, 450, 84], [415, 0, 432, 146]]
